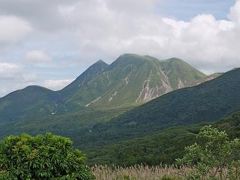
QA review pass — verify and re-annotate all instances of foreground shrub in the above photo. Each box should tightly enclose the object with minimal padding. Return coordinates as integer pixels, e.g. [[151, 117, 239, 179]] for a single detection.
[[177, 125, 240, 179], [0, 133, 94, 179]]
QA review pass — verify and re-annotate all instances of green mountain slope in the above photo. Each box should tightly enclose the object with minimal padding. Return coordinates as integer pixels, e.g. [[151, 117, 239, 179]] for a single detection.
[[0, 60, 109, 123], [0, 106, 130, 139], [0, 54, 207, 140], [194, 72, 223, 85], [0, 86, 60, 122], [87, 111, 240, 166], [86, 126, 199, 166], [0, 54, 206, 126], [160, 57, 206, 89], [60, 60, 109, 100], [76, 68, 240, 148], [67, 54, 206, 108]]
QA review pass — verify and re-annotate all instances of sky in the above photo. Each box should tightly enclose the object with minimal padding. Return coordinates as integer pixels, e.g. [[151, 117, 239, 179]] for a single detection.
[[0, 0, 239, 96]]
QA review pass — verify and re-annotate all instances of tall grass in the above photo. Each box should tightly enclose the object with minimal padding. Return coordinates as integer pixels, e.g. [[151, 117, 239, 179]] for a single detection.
[[92, 165, 185, 180], [92, 165, 238, 180]]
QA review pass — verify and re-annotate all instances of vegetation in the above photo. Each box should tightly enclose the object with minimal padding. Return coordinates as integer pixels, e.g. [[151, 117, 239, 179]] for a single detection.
[[91, 165, 239, 180], [0, 125, 239, 179], [86, 126, 199, 166], [178, 126, 240, 179], [85, 112, 240, 167], [0, 106, 130, 142], [92, 165, 184, 180], [0, 54, 207, 140], [75, 68, 240, 150], [0, 133, 94, 179], [92, 126, 240, 180], [217, 111, 240, 138]]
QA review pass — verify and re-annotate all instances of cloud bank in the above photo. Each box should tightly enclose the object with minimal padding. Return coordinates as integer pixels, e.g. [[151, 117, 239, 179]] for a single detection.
[[0, 0, 239, 96]]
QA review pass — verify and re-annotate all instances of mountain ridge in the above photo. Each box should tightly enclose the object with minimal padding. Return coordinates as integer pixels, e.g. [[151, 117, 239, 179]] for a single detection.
[[0, 54, 212, 138], [70, 54, 207, 108], [75, 68, 240, 148]]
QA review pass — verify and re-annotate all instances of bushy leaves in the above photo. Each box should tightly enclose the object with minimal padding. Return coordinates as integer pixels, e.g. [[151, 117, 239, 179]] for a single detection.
[[177, 126, 240, 179], [0, 133, 94, 179]]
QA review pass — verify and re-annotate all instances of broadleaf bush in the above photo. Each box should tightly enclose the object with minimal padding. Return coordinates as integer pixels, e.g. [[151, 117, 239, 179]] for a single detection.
[[0, 133, 94, 179], [177, 125, 240, 179]]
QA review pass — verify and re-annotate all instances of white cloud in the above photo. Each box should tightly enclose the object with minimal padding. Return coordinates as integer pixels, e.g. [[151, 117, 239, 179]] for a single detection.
[[158, 14, 238, 72], [52, 0, 240, 73], [0, 62, 37, 97], [0, 62, 21, 78], [0, 0, 78, 31], [0, 16, 32, 47], [25, 50, 52, 63], [104, 0, 156, 14], [43, 79, 72, 90], [1, 0, 240, 96], [229, 0, 240, 23]]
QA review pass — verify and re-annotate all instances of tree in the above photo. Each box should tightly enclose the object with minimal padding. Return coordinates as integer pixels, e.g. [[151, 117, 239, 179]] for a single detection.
[[0, 133, 95, 179], [177, 126, 240, 179]]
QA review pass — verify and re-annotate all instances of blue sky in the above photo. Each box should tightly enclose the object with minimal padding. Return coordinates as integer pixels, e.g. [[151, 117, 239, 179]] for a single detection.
[[0, 0, 239, 96], [159, 0, 235, 20]]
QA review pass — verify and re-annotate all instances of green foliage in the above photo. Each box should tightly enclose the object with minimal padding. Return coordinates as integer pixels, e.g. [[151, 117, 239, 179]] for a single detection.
[[76, 68, 240, 150], [216, 111, 240, 138], [0, 133, 94, 179], [87, 126, 198, 166], [86, 111, 240, 167], [177, 126, 240, 179]]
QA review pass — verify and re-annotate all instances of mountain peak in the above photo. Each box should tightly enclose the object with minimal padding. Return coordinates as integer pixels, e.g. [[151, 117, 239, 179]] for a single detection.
[[24, 85, 51, 91], [60, 59, 109, 98], [94, 59, 108, 66], [120, 53, 140, 58], [117, 53, 145, 62], [161, 57, 206, 77], [165, 57, 187, 63], [84, 59, 108, 74], [111, 54, 149, 68]]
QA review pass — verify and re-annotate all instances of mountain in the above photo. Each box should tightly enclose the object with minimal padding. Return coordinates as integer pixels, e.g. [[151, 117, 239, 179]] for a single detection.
[[65, 54, 206, 108], [194, 72, 223, 85], [0, 54, 207, 139], [60, 60, 109, 100], [76, 68, 240, 148], [0, 54, 238, 166], [0, 60, 109, 122], [0, 54, 206, 125], [0, 86, 60, 122]]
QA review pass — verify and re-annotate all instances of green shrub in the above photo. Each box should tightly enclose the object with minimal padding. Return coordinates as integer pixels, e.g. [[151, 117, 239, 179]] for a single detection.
[[177, 125, 240, 179], [0, 133, 94, 179]]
